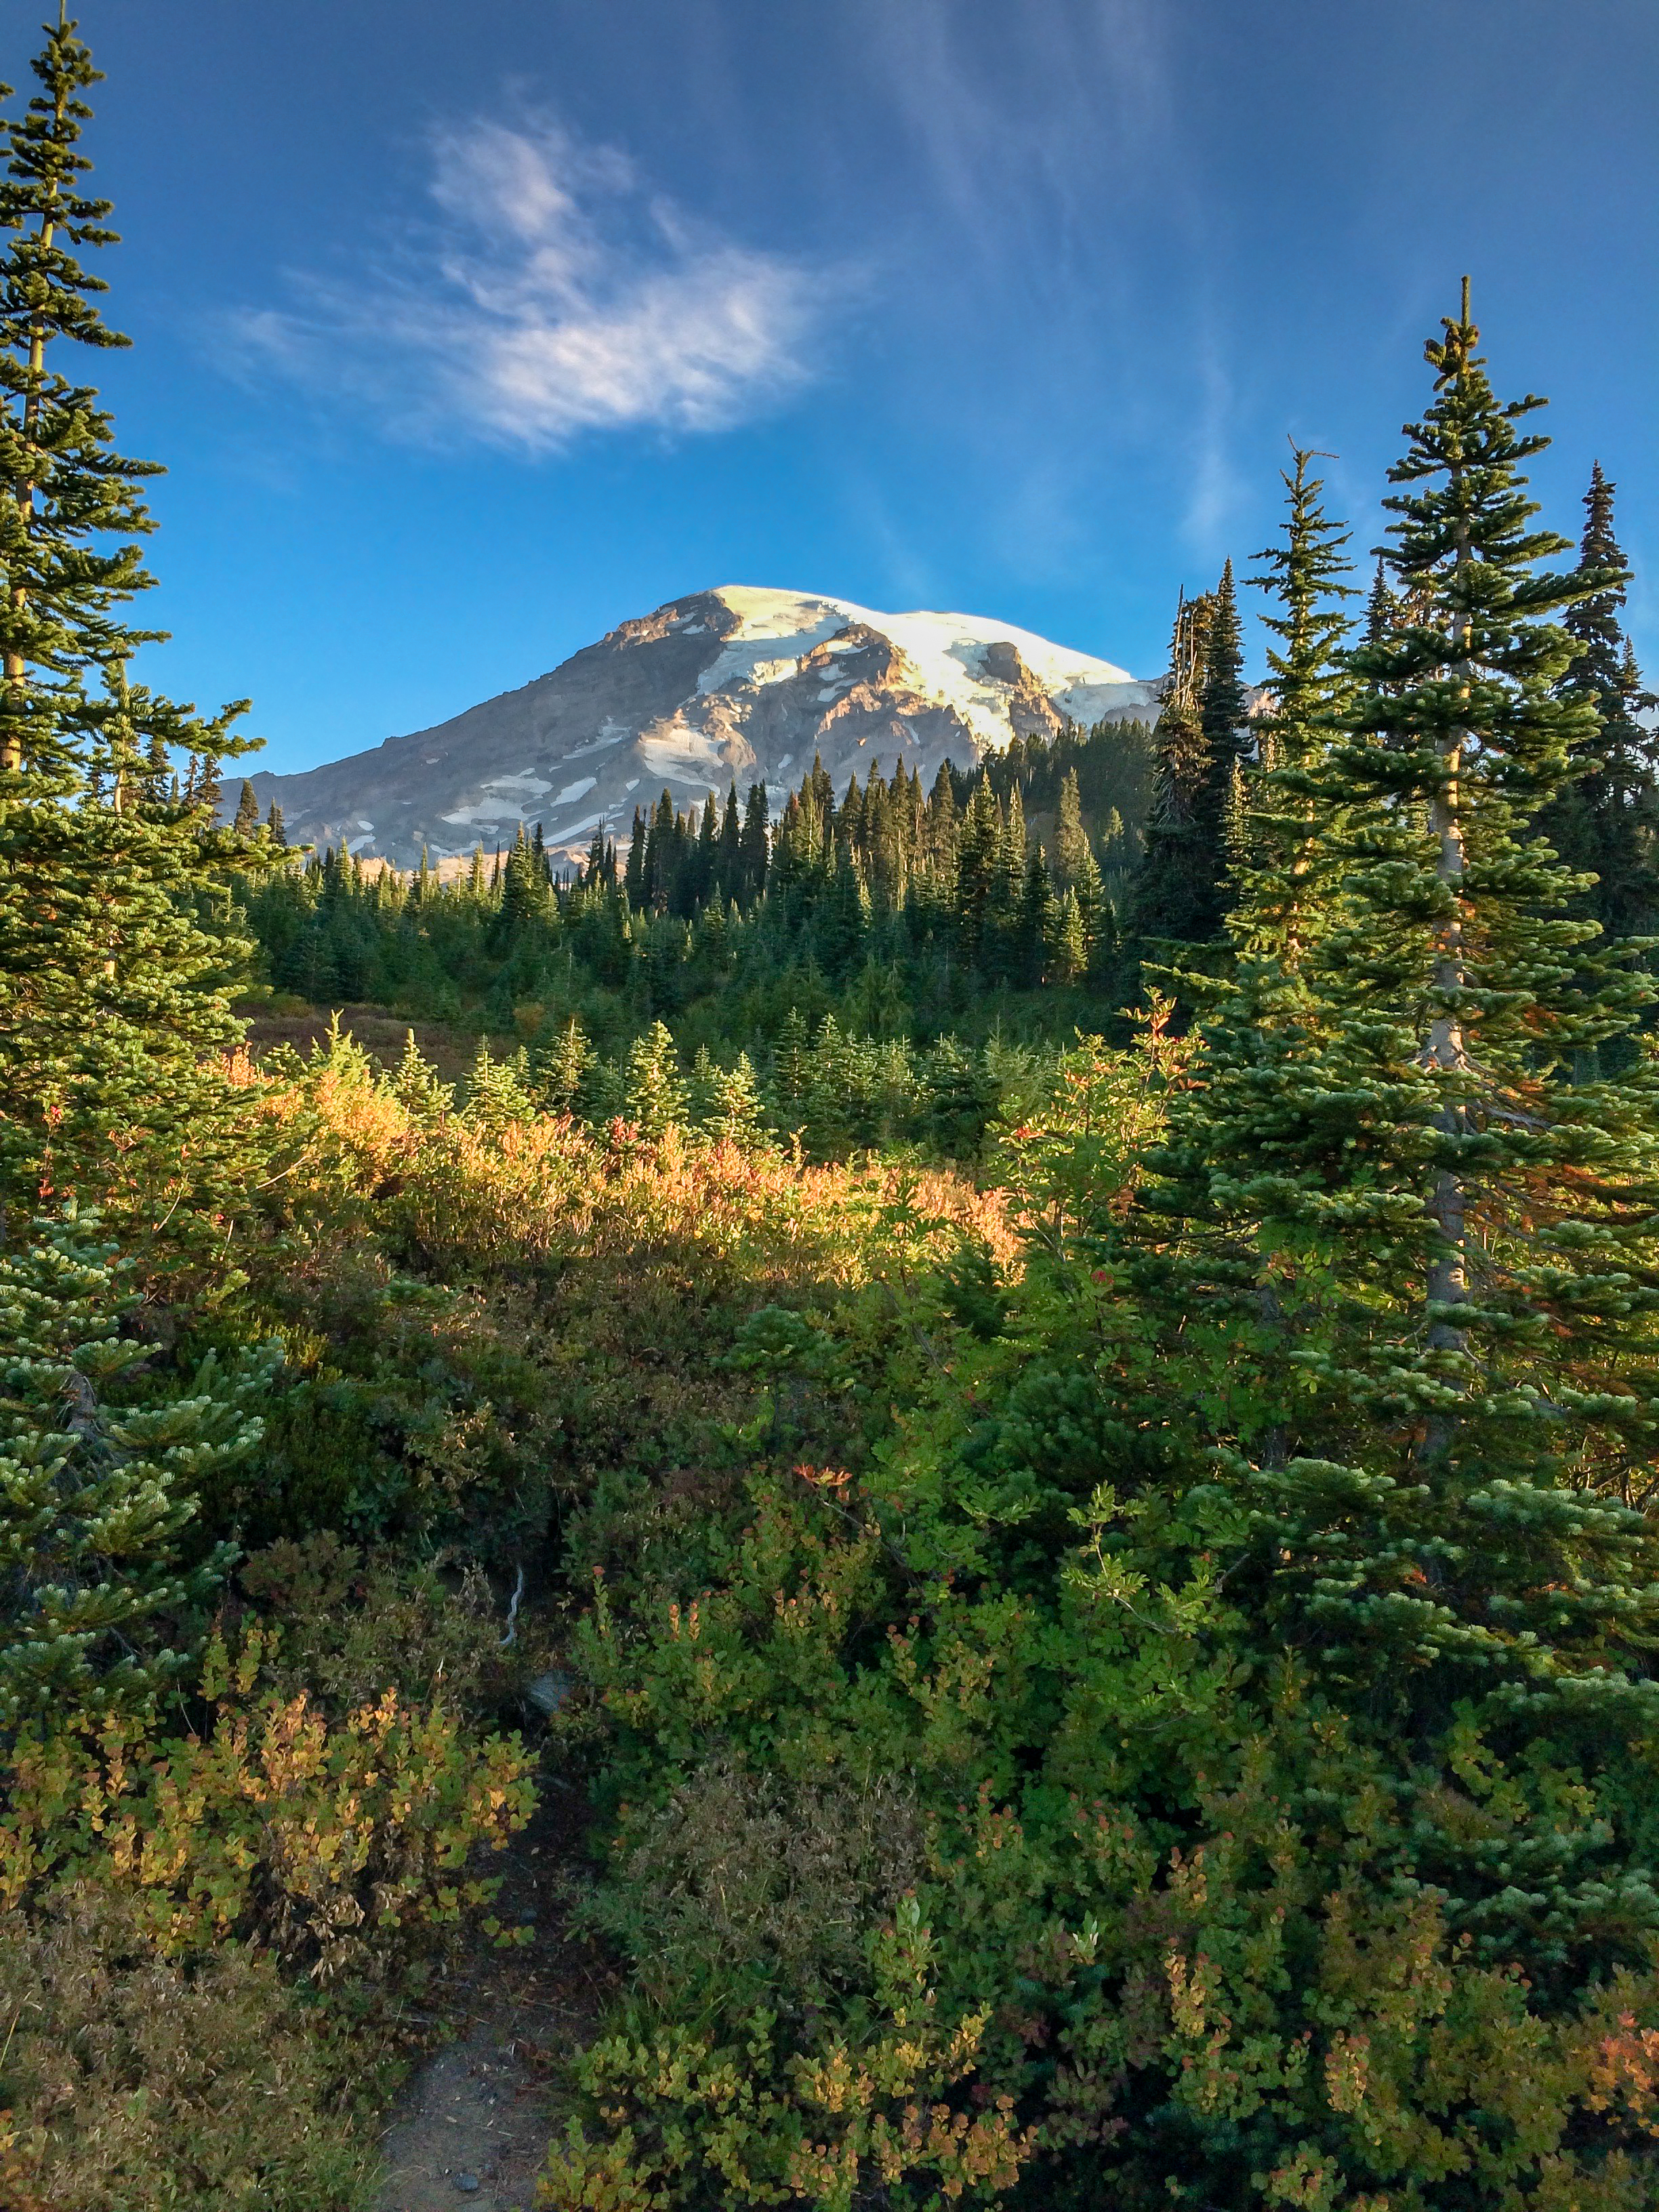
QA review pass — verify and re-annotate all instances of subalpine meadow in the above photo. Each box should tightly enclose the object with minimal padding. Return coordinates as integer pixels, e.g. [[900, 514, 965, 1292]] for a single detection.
[[5, 15, 1659, 2211]]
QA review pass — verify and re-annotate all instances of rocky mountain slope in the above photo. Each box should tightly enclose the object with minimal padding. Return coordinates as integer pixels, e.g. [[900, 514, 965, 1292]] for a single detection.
[[235, 586, 1160, 869]]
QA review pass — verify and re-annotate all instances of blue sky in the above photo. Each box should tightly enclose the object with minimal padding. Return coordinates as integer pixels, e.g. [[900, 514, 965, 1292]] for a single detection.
[[26, 0, 1659, 776]]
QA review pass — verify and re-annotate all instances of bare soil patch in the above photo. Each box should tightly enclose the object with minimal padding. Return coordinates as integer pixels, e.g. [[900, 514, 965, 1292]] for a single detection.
[[240, 1002, 497, 1085]]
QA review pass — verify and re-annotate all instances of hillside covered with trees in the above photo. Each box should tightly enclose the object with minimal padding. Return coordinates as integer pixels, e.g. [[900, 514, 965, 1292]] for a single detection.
[[7, 17, 1659, 2212]]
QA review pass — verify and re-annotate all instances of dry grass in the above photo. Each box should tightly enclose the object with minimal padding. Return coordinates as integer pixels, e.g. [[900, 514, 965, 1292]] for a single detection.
[[0, 1887, 377, 2212], [241, 1000, 491, 1083]]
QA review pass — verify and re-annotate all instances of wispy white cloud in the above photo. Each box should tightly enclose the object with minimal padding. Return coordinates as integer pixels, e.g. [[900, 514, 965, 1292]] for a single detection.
[[1182, 327, 1248, 558], [226, 115, 838, 448], [848, 0, 1243, 577], [857, 0, 1184, 304]]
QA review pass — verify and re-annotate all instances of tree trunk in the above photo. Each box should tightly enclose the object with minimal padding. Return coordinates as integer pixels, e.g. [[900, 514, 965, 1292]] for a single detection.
[[1, 174, 60, 775], [1425, 282, 1475, 1368]]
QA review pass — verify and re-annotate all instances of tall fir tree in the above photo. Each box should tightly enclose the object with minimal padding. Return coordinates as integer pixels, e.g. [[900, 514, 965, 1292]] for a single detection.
[[738, 781, 770, 902], [623, 805, 647, 908], [1052, 765, 1091, 887], [622, 1019, 687, 1138], [1193, 556, 1249, 861], [1152, 285, 1659, 1749], [1126, 583, 1234, 950], [0, 14, 260, 1239], [1236, 445, 1359, 965], [1536, 461, 1659, 947], [1363, 552, 1398, 644], [716, 780, 741, 897]]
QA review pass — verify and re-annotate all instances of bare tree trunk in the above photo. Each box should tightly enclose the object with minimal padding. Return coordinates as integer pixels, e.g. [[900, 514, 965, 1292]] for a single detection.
[[1425, 777, 1469, 1353], [1, 180, 59, 775], [1424, 279, 1475, 1377]]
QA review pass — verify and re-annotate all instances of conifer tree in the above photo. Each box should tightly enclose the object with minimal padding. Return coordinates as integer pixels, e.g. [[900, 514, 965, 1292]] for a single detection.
[[738, 782, 769, 903], [1071, 836, 1108, 981], [1537, 462, 1659, 945], [694, 790, 718, 904], [1237, 444, 1359, 965], [1362, 552, 1397, 644], [773, 1006, 811, 1105], [622, 1019, 687, 1138], [1126, 586, 1225, 947], [462, 1038, 536, 1132], [0, 1208, 272, 1727], [702, 1050, 766, 1148], [1193, 556, 1249, 859], [231, 777, 258, 838], [645, 789, 675, 912], [1047, 883, 1087, 983], [953, 778, 1001, 968], [921, 1034, 993, 1159], [535, 1014, 592, 1118], [388, 1027, 455, 1124], [925, 762, 958, 884], [716, 781, 741, 897], [816, 842, 868, 980], [1052, 766, 1090, 886], [1155, 288, 1659, 1761], [687, 1042, 720, 1127], [1017, 843, 1052, 987], [799, 1013, 855, 1156], [0, 15, 260, 1235]]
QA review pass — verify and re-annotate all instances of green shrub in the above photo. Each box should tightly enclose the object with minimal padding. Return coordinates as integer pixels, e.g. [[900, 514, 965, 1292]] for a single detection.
[[0, 1210, 274, 1729], [1, 1623, 535, 1988], [238, 1529, 541, 1719]]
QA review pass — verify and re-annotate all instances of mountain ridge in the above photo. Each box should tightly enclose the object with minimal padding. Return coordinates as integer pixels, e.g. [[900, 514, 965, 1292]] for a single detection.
[[232, 585, 1162, 868]]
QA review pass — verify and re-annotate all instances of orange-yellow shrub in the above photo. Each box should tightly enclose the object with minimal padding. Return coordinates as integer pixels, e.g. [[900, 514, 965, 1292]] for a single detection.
[[0, 1622, 533, 1986]]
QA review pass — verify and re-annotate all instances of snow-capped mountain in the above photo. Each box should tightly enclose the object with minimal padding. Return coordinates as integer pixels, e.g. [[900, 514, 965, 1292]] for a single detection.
[[235, 586, 1161, 869]]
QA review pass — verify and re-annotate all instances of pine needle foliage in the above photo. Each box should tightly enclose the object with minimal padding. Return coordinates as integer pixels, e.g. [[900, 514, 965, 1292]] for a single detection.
[[1538, 462, 1659, 947], [0, 1208, 270, 1730], [1128, 588, 1216, 945], [0, 14, 259, 1238], [1143, 290, 1659, 1853]]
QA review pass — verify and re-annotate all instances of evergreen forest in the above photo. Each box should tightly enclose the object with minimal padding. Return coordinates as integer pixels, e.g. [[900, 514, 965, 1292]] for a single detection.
[[8, 18, 1659, 2212]]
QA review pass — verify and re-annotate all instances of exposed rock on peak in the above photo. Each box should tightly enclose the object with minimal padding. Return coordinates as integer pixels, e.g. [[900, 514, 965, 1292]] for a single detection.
[[234, 585, 1159, 869], [975, 640, 1065, 741]]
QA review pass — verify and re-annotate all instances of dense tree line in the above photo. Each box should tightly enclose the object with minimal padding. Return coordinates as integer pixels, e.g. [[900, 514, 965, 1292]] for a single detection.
[[232, 720, 1156, 1050]]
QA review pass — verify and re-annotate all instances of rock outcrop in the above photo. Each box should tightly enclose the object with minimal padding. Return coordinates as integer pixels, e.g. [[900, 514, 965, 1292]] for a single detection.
[[235, 585, 1159, 868]]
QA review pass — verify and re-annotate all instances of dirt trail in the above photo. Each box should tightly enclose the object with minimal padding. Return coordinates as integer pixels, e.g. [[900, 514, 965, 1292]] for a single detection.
[[375, 2026, 547, 2211], [373, 1774, 607, 2212]]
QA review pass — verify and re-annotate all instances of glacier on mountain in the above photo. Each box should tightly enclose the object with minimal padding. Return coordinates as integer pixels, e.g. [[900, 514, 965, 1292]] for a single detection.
[[232, 584, 1161, 871]]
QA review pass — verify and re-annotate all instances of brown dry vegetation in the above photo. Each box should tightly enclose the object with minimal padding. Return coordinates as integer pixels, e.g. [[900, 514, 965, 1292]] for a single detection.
[[239, 999, 491, 1082]]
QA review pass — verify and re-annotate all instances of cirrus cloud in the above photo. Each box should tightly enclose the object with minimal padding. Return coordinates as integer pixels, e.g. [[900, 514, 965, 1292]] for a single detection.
[[226, 114, 838, 449]]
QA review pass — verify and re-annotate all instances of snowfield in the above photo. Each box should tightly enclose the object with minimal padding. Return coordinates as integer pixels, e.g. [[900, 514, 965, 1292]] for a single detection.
[[695, 586, 1149, 746], [236, 581, 1157, 872]]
